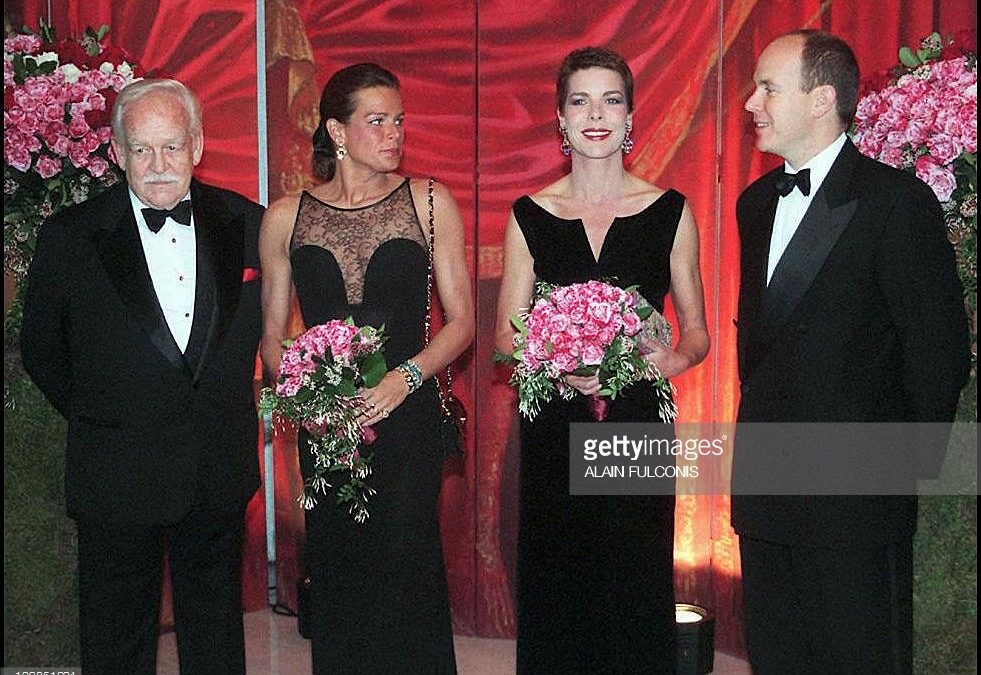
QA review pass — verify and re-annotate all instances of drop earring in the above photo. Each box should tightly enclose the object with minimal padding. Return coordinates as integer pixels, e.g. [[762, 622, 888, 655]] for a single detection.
[[559, 125, 572, 156], [336, 143, 348, 160], [621, 122, 635, 154]]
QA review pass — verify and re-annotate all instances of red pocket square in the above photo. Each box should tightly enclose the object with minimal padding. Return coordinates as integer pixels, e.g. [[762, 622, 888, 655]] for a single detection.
[[242, 267, 261, 282]]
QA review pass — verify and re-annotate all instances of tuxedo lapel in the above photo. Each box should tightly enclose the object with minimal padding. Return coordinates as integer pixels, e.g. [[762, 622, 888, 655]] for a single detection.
[[182, 237, 215, 380], [737, 177, 779, 379], [760, 194, 856, 329], [758, 142, 860, 331], [743, 184, 779, 326], [184, 180, 244, 382], [96, 186, 187, 372]]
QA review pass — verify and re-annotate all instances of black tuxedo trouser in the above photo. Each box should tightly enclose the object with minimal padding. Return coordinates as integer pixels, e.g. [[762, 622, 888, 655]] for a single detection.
[[76, 502, 246, 675], [739, 536, 913, 675]]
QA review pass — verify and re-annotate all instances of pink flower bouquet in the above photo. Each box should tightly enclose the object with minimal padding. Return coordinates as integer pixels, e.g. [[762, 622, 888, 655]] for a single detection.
[[4, 22, 143, 280], [852, 39, 976, 203], [851, 31, 976, 321], [498, 280, 677, 423], [260, 318, 388, 523]]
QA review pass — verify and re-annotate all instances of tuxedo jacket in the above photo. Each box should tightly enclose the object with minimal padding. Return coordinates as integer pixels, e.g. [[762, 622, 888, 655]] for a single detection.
[[22, 180, 264, 525], [731, 140, 970, 547]]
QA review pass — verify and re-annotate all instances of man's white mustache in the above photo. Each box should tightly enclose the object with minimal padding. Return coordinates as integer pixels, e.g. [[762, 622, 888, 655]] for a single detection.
[[143, 174, 179, 184]]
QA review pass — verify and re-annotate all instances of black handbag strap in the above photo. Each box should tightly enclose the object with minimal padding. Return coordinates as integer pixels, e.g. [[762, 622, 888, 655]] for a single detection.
[[425, 178, 456, 415]]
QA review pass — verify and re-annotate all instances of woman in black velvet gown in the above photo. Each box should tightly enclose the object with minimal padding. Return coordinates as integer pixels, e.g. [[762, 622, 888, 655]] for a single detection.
[[260, 64, 473, 675], [495, 47, 710, 674]]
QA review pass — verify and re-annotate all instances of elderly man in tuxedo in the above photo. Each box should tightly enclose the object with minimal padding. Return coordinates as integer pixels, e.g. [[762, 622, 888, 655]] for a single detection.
[[21, 78, 263, 675], [732, 30, 970, 675]]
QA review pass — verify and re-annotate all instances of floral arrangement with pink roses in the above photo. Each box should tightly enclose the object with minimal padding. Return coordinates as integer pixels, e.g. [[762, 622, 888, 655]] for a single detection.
[[4, 22, 143, 287], [498, 279, 677, 423], [852, 31, 976, 323], [259, 319, 388, 523]]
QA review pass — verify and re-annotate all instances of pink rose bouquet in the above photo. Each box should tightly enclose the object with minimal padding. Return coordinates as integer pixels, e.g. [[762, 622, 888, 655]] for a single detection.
[[852, 31, 976, 322], [259, 318, 388, 523], [497, 280, 677, 423], [4, 22, 143, 283]]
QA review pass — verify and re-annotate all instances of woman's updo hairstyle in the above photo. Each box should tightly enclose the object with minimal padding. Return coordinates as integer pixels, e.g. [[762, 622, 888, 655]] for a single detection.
[[312, 63, 400, 181]]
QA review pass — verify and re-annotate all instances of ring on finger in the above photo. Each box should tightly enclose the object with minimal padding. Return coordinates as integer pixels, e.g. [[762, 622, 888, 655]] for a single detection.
[[382, 408, 389, 418]]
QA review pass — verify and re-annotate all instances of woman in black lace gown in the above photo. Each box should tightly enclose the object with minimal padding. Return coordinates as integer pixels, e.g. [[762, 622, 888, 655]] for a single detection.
[[495, 47, 710, 674], [260, 64, 473, 675]]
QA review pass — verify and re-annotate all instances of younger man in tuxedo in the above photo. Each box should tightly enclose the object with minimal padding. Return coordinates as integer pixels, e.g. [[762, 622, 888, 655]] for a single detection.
[[22, 79, 263, 675], [732, 30, 969, 674]]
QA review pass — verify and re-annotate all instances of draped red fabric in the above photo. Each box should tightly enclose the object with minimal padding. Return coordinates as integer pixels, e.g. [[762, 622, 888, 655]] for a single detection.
[[12, 0, 976, 655]]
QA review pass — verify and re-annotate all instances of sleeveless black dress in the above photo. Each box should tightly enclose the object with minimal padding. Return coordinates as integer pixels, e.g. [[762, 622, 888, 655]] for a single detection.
[[513, 189, 684, 674], [290, 179, 456, 674]]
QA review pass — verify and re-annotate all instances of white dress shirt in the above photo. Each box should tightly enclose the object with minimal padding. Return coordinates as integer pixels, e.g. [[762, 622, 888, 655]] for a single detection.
[[130, 190, 197, 351], [767, 133, 848, 284]]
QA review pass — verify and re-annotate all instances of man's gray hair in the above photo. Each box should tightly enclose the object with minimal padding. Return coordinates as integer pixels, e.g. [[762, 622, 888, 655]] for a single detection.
[[111, 78, 203, 142]]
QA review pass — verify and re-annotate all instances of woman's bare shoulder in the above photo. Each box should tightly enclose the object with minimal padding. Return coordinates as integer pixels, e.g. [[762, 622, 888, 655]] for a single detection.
[[624, 173, 670, 206], [262, 192, 304, 234], [528, 174, 572, 211]]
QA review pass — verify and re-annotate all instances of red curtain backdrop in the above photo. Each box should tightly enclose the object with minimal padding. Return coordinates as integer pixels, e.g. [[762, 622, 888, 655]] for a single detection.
[[11, 0, 976, 654]]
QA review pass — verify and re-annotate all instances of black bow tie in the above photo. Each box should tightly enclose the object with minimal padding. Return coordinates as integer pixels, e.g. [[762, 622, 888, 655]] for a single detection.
[[774, 169, 811, 197], [142, 200, 192, 233]]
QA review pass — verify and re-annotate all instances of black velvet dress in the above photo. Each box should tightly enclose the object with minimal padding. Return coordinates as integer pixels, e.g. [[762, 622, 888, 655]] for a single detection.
[[290, 179, 456, 674], [513, 189, 684, 675]]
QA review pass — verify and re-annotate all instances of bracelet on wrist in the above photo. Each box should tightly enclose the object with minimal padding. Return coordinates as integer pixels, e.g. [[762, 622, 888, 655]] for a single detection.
[[396, 359, 424, 393], [395, 368, 421, 394], [396, 368, 414, 392]]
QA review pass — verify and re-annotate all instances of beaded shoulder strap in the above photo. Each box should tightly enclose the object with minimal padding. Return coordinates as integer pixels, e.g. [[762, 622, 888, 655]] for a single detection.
[[425, 178, 456, 413]]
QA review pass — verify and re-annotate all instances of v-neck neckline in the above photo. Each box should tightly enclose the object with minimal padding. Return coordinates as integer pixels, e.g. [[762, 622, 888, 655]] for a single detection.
[[524, 189, 674, 265], [582, 219, 616, 265]]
